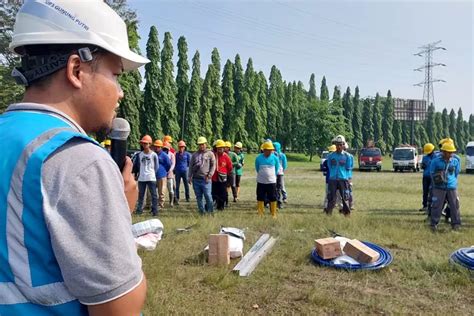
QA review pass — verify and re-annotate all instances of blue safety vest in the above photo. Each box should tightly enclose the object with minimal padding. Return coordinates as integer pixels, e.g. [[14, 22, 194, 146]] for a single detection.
[[327, 151, 352, 180], [0, 110, 95, 315]]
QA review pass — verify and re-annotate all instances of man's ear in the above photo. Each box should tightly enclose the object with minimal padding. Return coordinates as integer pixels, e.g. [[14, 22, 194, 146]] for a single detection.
[[65, 54, 84, 89]]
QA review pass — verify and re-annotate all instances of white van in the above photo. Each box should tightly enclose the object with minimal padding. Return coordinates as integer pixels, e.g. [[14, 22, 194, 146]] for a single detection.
[[466, 141, 474, 174]]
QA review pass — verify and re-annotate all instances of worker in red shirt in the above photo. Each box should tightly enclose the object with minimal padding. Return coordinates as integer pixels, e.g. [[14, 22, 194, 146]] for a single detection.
[[212, 140, 233, 210]]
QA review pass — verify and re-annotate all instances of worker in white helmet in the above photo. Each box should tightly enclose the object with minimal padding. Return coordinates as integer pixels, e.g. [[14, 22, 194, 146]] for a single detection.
[[0, 1, 149, 314]]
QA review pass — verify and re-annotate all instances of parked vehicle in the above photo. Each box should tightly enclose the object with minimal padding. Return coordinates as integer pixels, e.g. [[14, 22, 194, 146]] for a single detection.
[[358, 147, 382, 171], [320, 150, 330, 171], [466, 141, 474, 174], [393, 146, 420, 172]]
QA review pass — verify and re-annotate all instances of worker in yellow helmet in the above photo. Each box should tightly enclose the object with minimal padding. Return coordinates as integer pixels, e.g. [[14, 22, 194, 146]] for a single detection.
[[255, 141, 279, 218], [419, 143, 435, 213]]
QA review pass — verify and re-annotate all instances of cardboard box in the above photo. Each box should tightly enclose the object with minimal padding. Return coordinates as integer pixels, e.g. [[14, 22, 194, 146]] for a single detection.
[[315, 237, 342, 259], [343, 239, 380, 264], [208, 234, 230, 265]]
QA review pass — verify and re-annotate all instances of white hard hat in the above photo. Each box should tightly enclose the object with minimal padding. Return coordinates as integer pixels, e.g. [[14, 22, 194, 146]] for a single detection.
[[332, 135, 346, 144], [10, 0, 149, 71]]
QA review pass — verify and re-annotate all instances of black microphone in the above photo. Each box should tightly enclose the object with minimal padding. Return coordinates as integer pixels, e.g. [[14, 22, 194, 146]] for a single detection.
[[109, 118, 130, 171]]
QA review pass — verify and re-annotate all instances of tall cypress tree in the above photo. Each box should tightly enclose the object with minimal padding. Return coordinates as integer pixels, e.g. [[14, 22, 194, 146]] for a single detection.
[[441, 108, 449, 137], [392, 120, 402, 148], [469, 114, 474, 140], [415, 123, 428, 148], [434, 112, 443, 143], [257, 71, 268, 144], [210, 48, 224, 139], [456, 107, 465, 151], [361, 98, 373, 146], [221, 59, 235, 140], [425, 104, 436, 143], [293, 81, 309, 151], [448, 109, 457, 143], [282, 82, 294, 148], [342, 87, 353, 140], [372, 93, 383, 143], [200, 64, 214, 141], [142, 26, 162, 139], [351, 86, 363, 149], [382, 90, 394, 151], [401, 121, 410, 144], [267, 66, 284, 139], [330, 86, 346, 138], [231, 54, 247, 145], [176, 36, 189, 140], [320, 76, 329, 102], [160, 32, 179, 137], [116, 20, 143, 147], [308, 73, 317, 101], [186, 50, 202, 149], [243, 58, 262, 150]]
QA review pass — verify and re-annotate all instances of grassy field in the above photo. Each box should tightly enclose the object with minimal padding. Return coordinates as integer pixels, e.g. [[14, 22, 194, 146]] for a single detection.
[[135, 154, 473, 315]]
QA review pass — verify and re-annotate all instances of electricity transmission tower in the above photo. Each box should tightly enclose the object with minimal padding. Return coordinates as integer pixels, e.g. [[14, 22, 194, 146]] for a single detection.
[[413, 41, 446, 107]]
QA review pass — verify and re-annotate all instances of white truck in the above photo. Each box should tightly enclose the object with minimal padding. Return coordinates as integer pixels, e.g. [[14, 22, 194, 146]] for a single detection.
[[393, 146, 420, 172], [466, 141, 474, 174]]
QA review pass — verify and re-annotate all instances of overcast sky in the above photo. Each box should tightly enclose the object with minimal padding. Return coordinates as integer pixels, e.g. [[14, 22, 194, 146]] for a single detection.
[[129, 0, 473, 116]]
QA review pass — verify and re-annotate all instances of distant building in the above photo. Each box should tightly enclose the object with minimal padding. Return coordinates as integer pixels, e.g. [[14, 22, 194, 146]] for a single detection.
[[393, 98, 427, 121]]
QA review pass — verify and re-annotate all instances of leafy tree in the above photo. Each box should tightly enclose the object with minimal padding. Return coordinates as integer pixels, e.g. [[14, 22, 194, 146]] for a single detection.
[[469, 114, 474, 140], [243, 58, 262, 151], [186, 50, 203, 149], [176, 36, 189, 140], [392, 120, 402, 148], [361, 98, 373, 146], [401, 121, 410, 144], [456, 107, 465, 150], [372, 93, 383, 145], [160, 32, 179, 137], [320, 76, 329, 102], [434, 111, 443, 143], [448, 108, 457, 145], [342, 87, 353, 140], [221, 59, 235, 140], [303, 101, 337, 161], [141, 26, 162, 139], [415, 123, 428, 148], [308, 73, 317, 101], [200, 64, 214, 141], [291, 81, 308, 151], [282, 82, 294, 148], [382, 90, 394, 151], [267, 65, 284, 139], [425, 104, 436, 143], [441, 108, 449, 137], [231, 54, 247, 146], [210, 48, 224, 139], [351, 86, 363, 149], [257, 71, 268, 144]]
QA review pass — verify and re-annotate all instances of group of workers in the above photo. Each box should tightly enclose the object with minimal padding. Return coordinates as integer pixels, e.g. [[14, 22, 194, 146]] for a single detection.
[[132, 135, 246, 215], [420, 138, 462, 231]]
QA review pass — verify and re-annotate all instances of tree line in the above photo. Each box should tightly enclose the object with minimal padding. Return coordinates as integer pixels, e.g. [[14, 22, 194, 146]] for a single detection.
[[1, 1, 473, 155]]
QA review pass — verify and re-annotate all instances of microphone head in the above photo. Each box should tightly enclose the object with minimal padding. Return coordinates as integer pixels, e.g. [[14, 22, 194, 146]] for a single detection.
[[109, 118, 130, 140]]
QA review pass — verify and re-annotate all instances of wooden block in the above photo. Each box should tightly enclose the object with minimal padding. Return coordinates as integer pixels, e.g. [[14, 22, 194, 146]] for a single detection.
[[208, 234, 230, 265], [343, 239, 380, 264], [315, 238, 342, 259]]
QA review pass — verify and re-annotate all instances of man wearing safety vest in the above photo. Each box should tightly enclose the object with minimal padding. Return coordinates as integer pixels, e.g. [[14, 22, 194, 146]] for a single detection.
[[324, 135, 353, 216], [420, 143, 435, 214], [0, 1, 148, 314], [429, 142, 461, 231]]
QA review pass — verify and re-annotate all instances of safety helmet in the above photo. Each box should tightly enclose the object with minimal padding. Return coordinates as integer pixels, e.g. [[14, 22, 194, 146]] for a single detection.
[[100, 141, 105, 147], [327, 145, 336, 152], [332, 135, 346, 144], [215, 140, 226, 148], [225, 141, 232, 148], [441, 142, 456, 152], [163, 135, 173, 143], [140, 135, 152, 144], [423, 143, 435, 155], [153, 139, 163, 147], [234, 141, 243, 149], [178, 140, 186, 147], [261, 142, 275, 151], [197, 137, 207, 145], [438, 137, 453, 148], [104, 139, 111, 146], [163, 141, 171, 149], [10, 0, 149, 72]]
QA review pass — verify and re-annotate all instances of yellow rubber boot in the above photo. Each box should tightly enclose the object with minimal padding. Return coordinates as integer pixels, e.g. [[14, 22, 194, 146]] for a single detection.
[[257, 201, 264, 216], [270, 201, 277, 219]]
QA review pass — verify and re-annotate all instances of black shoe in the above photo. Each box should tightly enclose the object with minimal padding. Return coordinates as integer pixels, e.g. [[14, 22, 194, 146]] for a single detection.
[[452, 225, 461, 231], [430, 225, 438, 232]]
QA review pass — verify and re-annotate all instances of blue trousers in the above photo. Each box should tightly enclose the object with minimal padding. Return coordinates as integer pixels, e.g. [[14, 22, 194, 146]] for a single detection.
[[175, 170, 190, 201], [192, 178, 213, 214], [136, 181, 158, 215]]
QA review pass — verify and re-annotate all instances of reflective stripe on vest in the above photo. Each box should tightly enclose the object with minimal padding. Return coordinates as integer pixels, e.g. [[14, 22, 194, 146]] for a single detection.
[[0, 111, 96, 314]]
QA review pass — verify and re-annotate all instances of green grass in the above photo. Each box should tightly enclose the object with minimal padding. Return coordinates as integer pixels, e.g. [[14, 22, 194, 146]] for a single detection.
[[135, 154, 473, 315]]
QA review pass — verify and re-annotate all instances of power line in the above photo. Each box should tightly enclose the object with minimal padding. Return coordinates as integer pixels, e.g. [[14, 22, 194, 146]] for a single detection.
[[413, 40, 446, 107]]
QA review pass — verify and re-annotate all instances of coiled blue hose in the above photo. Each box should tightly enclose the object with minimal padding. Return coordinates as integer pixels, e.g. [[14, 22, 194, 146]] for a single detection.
[[311, 241, 393, 270], [450, 247, 474, 270]]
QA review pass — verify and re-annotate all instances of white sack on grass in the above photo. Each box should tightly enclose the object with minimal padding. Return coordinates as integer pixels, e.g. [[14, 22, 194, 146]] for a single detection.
[[135, 232, 162, 251], [132, 219, 164, 238], [219, 227, 246, 259]]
